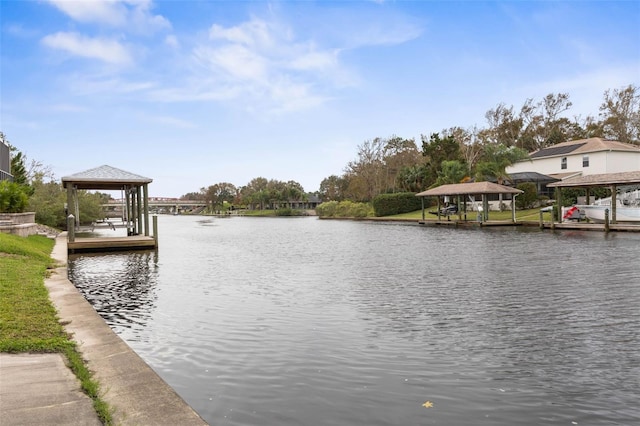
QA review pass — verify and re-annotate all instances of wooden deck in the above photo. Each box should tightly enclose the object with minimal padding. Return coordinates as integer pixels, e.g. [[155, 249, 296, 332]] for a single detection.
[[537, 222, 640, 232], [68, 235, 157, 253], [418, 219, 640, 232], [418, 219, 522, 227]]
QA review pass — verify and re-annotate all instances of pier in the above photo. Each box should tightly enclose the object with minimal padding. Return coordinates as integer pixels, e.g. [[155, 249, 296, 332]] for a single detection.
[[62, 165, 158, 253]]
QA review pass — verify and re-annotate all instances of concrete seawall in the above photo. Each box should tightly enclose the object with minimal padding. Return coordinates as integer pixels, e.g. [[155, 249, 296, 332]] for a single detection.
[[47, 233, 208, 425]]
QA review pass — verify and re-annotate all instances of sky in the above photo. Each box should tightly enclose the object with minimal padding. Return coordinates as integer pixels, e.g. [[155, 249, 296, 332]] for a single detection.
[[1, 0, 639, 198]]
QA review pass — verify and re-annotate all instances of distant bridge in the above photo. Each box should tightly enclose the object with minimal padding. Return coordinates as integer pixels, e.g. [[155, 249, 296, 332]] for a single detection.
[[104, 199, 207, 215]]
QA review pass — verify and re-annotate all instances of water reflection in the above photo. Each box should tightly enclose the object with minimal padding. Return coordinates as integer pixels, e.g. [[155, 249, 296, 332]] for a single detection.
[[68, 250, 159, 336]]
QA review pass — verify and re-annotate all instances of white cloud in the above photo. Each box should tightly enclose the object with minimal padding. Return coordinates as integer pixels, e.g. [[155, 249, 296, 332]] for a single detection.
[[41, 32, 133, 65], [45, 0, 170, 33], [209, 18, 277, 49], [46, 0, 128, 26], [165, 34, 179, 48]]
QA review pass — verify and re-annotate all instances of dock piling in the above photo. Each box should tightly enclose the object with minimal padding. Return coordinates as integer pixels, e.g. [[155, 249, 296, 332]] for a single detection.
[[67, 215, 75, 243]]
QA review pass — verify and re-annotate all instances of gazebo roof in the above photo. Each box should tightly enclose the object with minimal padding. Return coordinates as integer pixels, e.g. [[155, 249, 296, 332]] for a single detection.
[[416, 181, 523, 197], [547, 171, 640, 188], [62, 165, 152, 190]]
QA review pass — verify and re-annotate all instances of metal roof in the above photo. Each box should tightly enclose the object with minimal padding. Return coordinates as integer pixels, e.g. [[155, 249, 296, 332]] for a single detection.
[[416, 181, 523, 197], [62, 165, 152, 190], [547, 171, 640, 188], [507, 172, 560, 183]]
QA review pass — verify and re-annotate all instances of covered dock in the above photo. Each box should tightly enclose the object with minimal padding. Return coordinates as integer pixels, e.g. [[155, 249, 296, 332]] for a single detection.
[[61, 165, 157, 253], [415, 181, 524, 225], [547, 170, 640, 227]]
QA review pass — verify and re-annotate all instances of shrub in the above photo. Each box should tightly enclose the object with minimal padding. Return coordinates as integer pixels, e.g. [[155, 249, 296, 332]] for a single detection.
[[0, 180, 28, 213], [515, 182, 538, 209], [372, 192, 422, 217], [316, 200, 373, 218]]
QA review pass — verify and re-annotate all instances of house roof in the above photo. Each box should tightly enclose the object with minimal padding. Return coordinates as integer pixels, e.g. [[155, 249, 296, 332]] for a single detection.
[[529, 137, 640, 159], [62, 165, 152, 190], [506, 172, 560, 184], [416, 181, 523, 197], [547, 171, 640, 188]]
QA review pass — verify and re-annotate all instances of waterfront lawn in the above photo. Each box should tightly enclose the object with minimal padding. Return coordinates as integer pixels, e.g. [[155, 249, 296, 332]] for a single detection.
[[0, 233, 69, 352], [389, 207, 553, 222], [0, 232, 112, 424]]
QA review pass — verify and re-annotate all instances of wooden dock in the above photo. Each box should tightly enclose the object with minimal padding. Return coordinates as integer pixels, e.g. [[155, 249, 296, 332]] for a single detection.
[[418, 219, 640, 232], [418, 219, 522, 227], [68, 235, 157, 253], [537, 222, 640, 232]]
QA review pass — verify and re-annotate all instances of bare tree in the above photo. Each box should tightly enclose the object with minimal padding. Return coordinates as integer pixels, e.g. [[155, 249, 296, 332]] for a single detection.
[[599, 84, 640, 144]]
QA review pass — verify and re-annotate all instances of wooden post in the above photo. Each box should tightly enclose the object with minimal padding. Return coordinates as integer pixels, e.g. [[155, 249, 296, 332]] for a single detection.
[[421, 197, 425, 221], [67, 215, 75, 243], [129, 188, 138, 235], [136, 186, 142, 235], [511, 195, 517, 222], [153, 214, 158, 247], [463, 196, 467, 221], [437, 198, 441, 221], [605, 208, 610, 232], [66, 185, 73, 230], [483, 196, 489, 221], [539, 209, 544, 229], [125, 187, 131, 235], [555, 188, 562, 223], [143, 184, 150, 237], [611, 185, 617, 224], [457, 195, 462, 221]]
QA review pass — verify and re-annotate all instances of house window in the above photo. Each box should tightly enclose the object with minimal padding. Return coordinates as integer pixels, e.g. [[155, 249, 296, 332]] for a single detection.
[[561, 157, 567, 170], [583, 155, 589, 167]]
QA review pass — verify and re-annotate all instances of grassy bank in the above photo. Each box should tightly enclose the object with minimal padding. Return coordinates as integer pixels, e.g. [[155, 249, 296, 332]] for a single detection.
[[0, 232, 112, 424], [386, 207, 553, 222]]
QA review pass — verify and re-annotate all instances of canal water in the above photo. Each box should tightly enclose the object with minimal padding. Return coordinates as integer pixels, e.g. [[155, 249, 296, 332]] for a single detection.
[[67, 215, 640, 425]]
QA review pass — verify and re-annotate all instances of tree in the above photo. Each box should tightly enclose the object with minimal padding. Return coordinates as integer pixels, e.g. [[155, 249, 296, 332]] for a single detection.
[[0, 180, 28, 213], [205, 182, 237, 212], [240, 177, 269, 209], [396, 164, 429, 192], [481, 103, 523, 147], [442, 126, 482, 173], [319, 175, 348, 201], [434, 160, 467, 186], [475, 143, 529, 211], [421, 133, 463, 187], [475, 144, 529, 184], [599, 84, 640, 144]]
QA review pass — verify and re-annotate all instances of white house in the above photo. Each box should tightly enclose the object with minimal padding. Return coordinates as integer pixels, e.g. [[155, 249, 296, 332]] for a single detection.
[[506, 137, 640, 179]]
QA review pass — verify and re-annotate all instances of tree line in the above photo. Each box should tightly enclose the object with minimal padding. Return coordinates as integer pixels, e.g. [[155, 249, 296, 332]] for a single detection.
[[318, 84, 639, 203]]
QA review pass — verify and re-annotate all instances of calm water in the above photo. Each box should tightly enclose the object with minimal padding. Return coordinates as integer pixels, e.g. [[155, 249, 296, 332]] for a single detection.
[[68, 215, 640, 425]]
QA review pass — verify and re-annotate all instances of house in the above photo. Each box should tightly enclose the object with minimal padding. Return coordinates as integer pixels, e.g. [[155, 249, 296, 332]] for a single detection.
[[0, 139, 12, 182], [507, 137, 640, 179]]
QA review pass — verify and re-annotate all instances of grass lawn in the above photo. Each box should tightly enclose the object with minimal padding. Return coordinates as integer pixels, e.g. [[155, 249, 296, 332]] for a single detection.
[[0, 232, 112, 424], [387, 207, 553, 222]]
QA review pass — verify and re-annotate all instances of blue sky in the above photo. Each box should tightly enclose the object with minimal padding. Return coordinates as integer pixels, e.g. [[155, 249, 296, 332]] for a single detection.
[[1, 0, 639, 197]]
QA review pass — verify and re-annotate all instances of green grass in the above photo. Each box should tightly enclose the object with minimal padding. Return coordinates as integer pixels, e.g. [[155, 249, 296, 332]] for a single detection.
[[386, 207, 554, 222], [0, 232, 113, 425]]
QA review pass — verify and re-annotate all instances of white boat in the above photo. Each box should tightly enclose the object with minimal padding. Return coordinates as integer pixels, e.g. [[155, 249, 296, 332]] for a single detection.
[[577, 188, 640, 223]]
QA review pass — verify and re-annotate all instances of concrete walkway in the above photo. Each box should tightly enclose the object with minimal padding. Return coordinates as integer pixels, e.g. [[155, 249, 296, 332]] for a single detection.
[[0, 233, 208, 425], [0, 353, 102, 426]]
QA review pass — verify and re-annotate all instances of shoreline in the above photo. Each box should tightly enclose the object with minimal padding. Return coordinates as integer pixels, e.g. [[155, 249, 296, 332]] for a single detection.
[[46, 233, 208, 425]]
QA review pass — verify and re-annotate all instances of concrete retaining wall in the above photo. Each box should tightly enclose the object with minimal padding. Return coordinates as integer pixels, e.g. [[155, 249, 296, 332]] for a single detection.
[[0, 212, 38, 237]]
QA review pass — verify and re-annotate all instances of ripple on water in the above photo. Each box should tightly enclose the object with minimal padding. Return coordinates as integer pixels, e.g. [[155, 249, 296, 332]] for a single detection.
[[68, 217, 640, 426]]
